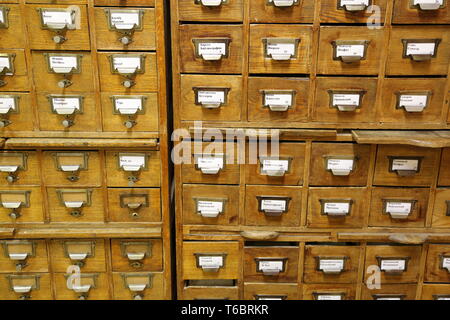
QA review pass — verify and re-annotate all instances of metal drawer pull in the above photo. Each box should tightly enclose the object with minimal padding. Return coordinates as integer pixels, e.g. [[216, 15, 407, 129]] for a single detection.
[[121, 273, 153, 300], [53, 152, 89, 182], [120, 241, 152, 268], [332, 40, 370, 63], [63, 241, 95, 268], [0, 53, 15, 87], [388, 156, 422, 176], [320, 199, 353, 217], [48, 95, 84, 128], [316, 257, 347, 274], [263, 38, 300, 61], [105, 9, 144, 45], [255, 295, 287, 300], [2, 240, 36, 271], [338, 0, 370, 11], [267, 0, 299, 7], [195, 198, 226, 218], [193, 38, 231, 61], [109, 54, 146, 88], [119, 193, 149, 218], [195, 0, 228, 6], [313, 292, 345, 300], [0, 95, 19, 128], [402, 39, 441, 62], [257, 196, 291, 217], [0, 190, 30, 220], [261, 90, 295, 112], [410, 0, 445, 10], [66, 273, 97, 300], [396, 91, 431, 113], [373, 294, 406, 300], [111, 95, 147, 129], [0, 152, 26, 183], [256, 258, 287, 276], [57, 189, 92, 217], [325, 156, 356, 176], [328, 90, 365, 112], [193, 87, 230, 109], [44, 53, 82, 88], [38, 8, 76, 44], [260, 156, 292, 177], [195, 253, 227, 272], [383, 199, 416, 219], [118, 153, 148, 185], [439, 255, 450, 272], [377, 256, 410, 274], [0, 7, 10, 29], [194, 153, 225, 175], [7, 275, 40, 300]]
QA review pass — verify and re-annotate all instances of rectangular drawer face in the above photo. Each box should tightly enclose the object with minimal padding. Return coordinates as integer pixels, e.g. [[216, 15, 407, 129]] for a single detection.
[[182, 184, 239, 226], [0, 239, 48, 272], [302, 284, 356, 300], [94, 0, 154, 5], [0, 151, 40, 186], [245, 185, 302, 227], [307, 188, 369, 228], [0, 49, 30, 92], [313, 77, 377, 123], [249, 24, 313, 74], [249, 0, 315, 23], [361, 284, 417, 300], [0, 93, 33, 132], [244, 283, 299, 301], [179, 24, 244, 74], [421, 284, 450, 300], [320, 0, 387, 23], [378, 78, 447, 124], [243, 245, 299, 283], [182, 241, 240, 280], [112, 272, 164, 300], [54, 272, 110, 300], [364, 245, 422, 284], [317, 26, 385, 75], [393, 0, 450, 24], [0, 4, 26, 48], [95, 7, 156, 51], [180, 74, 243, 122], [369, 187, 429, 228], [50, 239, 107, 273], [304, 244, 361, 284], [111, 239, 163, 272], [0, 186, 43, 223], [247, 77, 310, 122], [432, 189, 450, 228], [178, 0, 244, 22], [107, 188, 161, 223], [373, 145, 440, 187], [309, 143, 371, 187], [183, 284, 240, 300], [438, 148, 450, 186], [386, 26, 450, 76], [0, 273, 52, 300], [425, 244, 450, 283]]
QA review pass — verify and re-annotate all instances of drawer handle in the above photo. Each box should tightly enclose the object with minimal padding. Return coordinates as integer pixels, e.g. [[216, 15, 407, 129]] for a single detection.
[[255, 257, 288, 276], [320, 199, 353, 217], [53, 152, 89, 182], [325, 156, 356, 176], [0, 53, 15, 87], [313, 292, 346, 300], [0, 6, 10, 29], [104, 9, 145, 45], [193, 87, 230, 109], [120, 240, 152, 269], [2, 240, 36, 272], [315, 256, 347, 274], [267, 0, 299, 7], [257, 196, 291, 217], [109, 54, 146, 88], [48, 95, 84, 128], [338, 0, 370, 11], [195, 198, 227, 218], [410, 0, 445, 10], [388, 156, 422, 176], [195, 253, 227, 272], [240, 231, 280, 240], [37, 8, 77, 44], [376, 256, 411, 274], [7, 274, 40, 300], [118, 153, 148, 185], [120, 193, 149, 218], [395, 91, 431, 113], [261, 90, 295, 112], [332, 40, 370, 63], [0, 190, 31, 220], [402, 39, 441, 62], [195, 0, 228, 6], [328, 90, 365, 112], [382, 199, 417, 220], [63, 241, 95, 268], [194, 153, 226, 175], [193, 38, 231, 61], [121, 273, 153, 300], [44, 53, 83, 88], [66, 273, 98, 300], [0, 151, 26, 184], [255, 294, 287, 300], [259, 156, 292, 177], [439, 254, 450, 273], [57, 189, 92, 218], [0, 95, 20, 130], [372, 294, 406, 301], [263, 38, 300, 61], [111, 95, 147, 129]]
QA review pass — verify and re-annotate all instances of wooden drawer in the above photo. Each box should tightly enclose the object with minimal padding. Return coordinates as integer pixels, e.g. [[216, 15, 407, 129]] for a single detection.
[[54, 272, 110, 300], [0, 239, 48, 272], [245, 142, 305, 186], [307, 187, 369, 228], [32, 51, 94, 93], [248, 77, 309, 122], [50, 239, 107, 272], [386, 26, 450, 76], [373, 145, 440, 187], [364, 245, 422, 284], [180, 74, 243, 122], [0, 186, 43, 223], [98, 52, 157, 93], [178, 0, 244, 22], [304, 244, 361, 284], [111, 239, 163, 272], [0, 49, 30, 91], [393, 0, 450, 24], [438, 148, 450, 186], [95, 7, 156, 51], [244, 283, 299, 301], [94, 0, 154, 6], [302, 284, 356, 300], [179, 24, 244, 74], [42, 151, 102, 187], [421, 284, 450, 300], [309, 143, 371, 187], [320, 0, 387, 23], [183, 280, 239, 300], [112, 272, 164, 300], [425, 244, 450, 283], [244, 185, 302, 227], [432, 188, 450, 228], [0, 151, 40, 186], [369, 187, 429, 228], [249, 0, 314, 23], [249, 24, 312, 74], [101, 93, 159, 133], [105, 151, 160, 187], [107, 187, 161, 222], [317, 26, 385, 75], [243, 244, 299, 283], [182, 184, 239, 225], [0, 273, 52, 300], [26, 4, 90, 50], [0, 93, 34, 132], [182, 241, 240, 280], [313, 77, 377, 123], [0, 4, 26, 49], [361, 284, 417, 300]]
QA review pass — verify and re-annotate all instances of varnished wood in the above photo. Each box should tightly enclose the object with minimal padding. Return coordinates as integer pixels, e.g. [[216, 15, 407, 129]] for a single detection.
[[4, 138, 158, 148]]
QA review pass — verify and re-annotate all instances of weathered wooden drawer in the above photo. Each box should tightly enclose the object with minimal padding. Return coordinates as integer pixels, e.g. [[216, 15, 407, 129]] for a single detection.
[[313, 77, 377, 123], [243, 244, 299, 283], [98, 52, 157, 93], [111, 239, 163, 272], [54, 272, 110, 300], [317, 26, 385, 75], [0, 49, 30, 91], [0, 4, 26, 49], [42, 151, 102, 187], [249, 24, 312, 74], [364, 245, 422, 284], [244, 283, 299, 301], [50, 239, 107, 272], [424, 244, 450, 283], [432, 189, 450, 228], [386, 26, 450, 76], [0, 151, 40, 186], [0, 273, 52, 300], [94, 0, 154, 6], [249, 0, 314, 23], [178, 0, 244, 22], [0, 93, 33, 132], [438, 148, 450, 186], [244, 185, 302, 227], [182, 241, 240, 280], [183, 280, 239, 300], [107, 188, 161, 222], [361, 284, 417, 300], [25, 4, 90, 50], [248, 77, 310, 122], [373, 145, 440, 187], [101, 92, 159, 132], [309, 143, 371, 187], [182, 184, 239, 225], [302, 284, 356, 300], [320, 0, 388, 23], [32, 51, 94, 93], [304, 244, 361, 283], [421, 284, 450, 300], [369, 187, 429, 228], [307, 188, 369, 228], [0, 186, 43, 223], [112, 272, 164, 300], [179, 24, 244, 74], [0, 239, 48, 272], [393, 0, 450, 24], [95, 7, 156, 51]]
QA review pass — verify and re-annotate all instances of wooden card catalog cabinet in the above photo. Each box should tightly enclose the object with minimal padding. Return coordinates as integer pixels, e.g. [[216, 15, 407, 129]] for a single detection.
[[0, 53, 15, 87], [44, 53, 82, 89]]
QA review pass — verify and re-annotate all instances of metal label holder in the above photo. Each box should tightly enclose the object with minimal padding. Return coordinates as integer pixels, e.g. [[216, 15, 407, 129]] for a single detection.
[[194, 197, 227, 218], [395, 91, 432, 113], [332, 40, 370, 63], [263, 38, 300, 61], [257, 196, 291, 217], [402, 39, 441, 61], [388, 156, 423, 176], [193, 87, 230, 109], [193, 38, 231, 61], [327, 89, 366, 112], [319, 199, 353, 217], [119, 192, 149, 219]]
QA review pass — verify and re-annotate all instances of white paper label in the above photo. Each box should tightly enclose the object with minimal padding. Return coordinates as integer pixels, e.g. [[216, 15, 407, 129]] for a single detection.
[[437, 297, 450, 300], [41, 10, 74, 26], [399, 95, 428, 108], [115, 98, 143, 114], [110, 12, 140, 30], [197, 157, 224, 171], [49, 56, 78, 70], [324, 202, 350, 214], [0, 166, 18, 172], [198, 43, 226, 56], [377, 297, 402, 300], [414, 0, 443, 5], [119, 155, 145, 170], [442, 257, 450, 269], [327, 159, 354, 171], [336, 45, 365, 57], [317, 295, 342, 300], [198, 256, 223, 268], [386, 202, 412, 214], [0, 56, 11, 75], [257, 297, 284, 300], [406, 43, 436, 56], [391, 159, 419, 171], [381, 259, 406, 271], [197, 91, 225, 104], [333, 94, 360, 106], [0, 10, 4, 24], [51, 97, 80, 114], [113, 57, 141, 72], [265, 94, 293, 107], [320, 259, 345, 271], [259, 261, 284, 272], [340, 0, 370, 5], [262, 159, 289, 172], [261, 199, 286, 212], [0, 97, 16, 114], [197, 201, 223, 214], [266, 43, 295, 56]]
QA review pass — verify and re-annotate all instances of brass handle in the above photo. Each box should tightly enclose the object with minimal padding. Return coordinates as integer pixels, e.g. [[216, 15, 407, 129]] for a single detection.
[[240, 231, 280, 240]]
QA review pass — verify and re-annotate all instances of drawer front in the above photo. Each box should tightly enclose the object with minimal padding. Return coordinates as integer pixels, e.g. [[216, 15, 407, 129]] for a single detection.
[[361, 284, 417, 300], [94, 0, 154, 5], [309, 143, 371, 187], [180, 74, 243, 122], [0, 273, 52, 300], [0, 4, 26, 48], [313, 77, 377, 123], [438, 148, 450, 186], [107, 187, 161, 222], [244, 185, 302, 227], [0, 239, 48, 272], [249, 24, 312, 74], [432, 188, 450, 228], [421, 284, 450, 300], [0, 93, 33, 132], [369, 187, 429, 228], [302, 284, 356, 300], [111, 238, 163, 272], [179, 24, 244, 74], [373, 145, 440, 187], [178, 0, 244, 22], [112, 272, 164, 300], [244, 283, 299, 301], [364, 245, 422, 284], [182, 241, 240, 280], [95, 7, 156, 51], [182, 184, 239, 225], [183, 283, 240, 300], [393, 0, 450, 24], [248, 77, 309, 122], [249, 0, 315, 23], [425, 244, 450, 283], [0, 151, 40, 186], [386, 26, 450, 76], [320, 0, 387, 23], [0, 186, 43, 223], [54, 272, 110, 300], [307, 187, 369, 228], [0, 49, 30, 91]]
